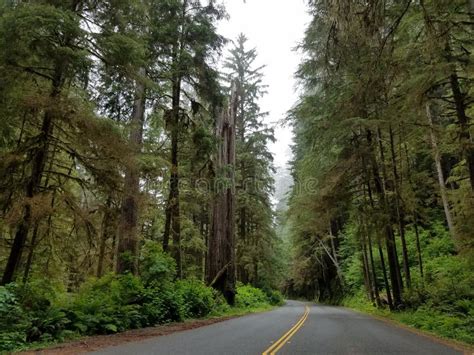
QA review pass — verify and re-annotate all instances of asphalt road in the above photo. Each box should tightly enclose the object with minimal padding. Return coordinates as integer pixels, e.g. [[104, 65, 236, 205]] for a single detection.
[[92, 300, 462, 355]]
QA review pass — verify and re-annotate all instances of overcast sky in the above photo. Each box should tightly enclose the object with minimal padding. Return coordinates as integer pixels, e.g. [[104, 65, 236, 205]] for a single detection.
[[217, 0, 310, 170]]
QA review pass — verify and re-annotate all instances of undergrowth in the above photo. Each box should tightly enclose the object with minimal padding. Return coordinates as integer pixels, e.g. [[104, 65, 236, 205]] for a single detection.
[[0, 242, 284, 353]]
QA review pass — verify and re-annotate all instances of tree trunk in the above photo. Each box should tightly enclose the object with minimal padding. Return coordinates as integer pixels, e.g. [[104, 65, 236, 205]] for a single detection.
[[367, 229, 381, 307], [367, 129, 403, 307], [207, 85, 238, 305], [1, 67, 63, 285], [425, 102, 455, 235], [389, 125, 411, 288], [170, 77, 182, 278], [22, 223, 39, 284], [361, 236, 374, 302], [162, 72, 182, 277], [414, 218, 424, 279], [116, 70, 146, 275], [97, 197, 113, 277], [449, 72, 474, 191], [378, 239, 393, 309], [364, 153, 391, 308], [162, 192, 172, 252]]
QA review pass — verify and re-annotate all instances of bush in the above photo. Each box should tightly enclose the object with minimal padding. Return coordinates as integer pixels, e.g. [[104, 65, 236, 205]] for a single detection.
[[176, 279, 215, 318], [11, 280, 70, 343], [265, 289, 285, 306], [235, 284, 268, 308], [395, 306, 474, 344], [139, 241, 176, 286], [210, 293, 231, 314], [141, 282, 185, 324], [0, 273, 284, 352], [69, 273, 146, 334], [0, 285, 30, 351]]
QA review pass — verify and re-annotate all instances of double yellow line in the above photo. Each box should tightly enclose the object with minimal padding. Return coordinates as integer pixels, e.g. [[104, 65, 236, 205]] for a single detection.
[[262, 305, 310, 355]]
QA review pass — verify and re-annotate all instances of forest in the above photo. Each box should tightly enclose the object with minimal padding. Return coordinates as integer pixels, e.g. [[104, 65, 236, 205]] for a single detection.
[[284, 0, 473, 345], [0, 0, 473, 352]]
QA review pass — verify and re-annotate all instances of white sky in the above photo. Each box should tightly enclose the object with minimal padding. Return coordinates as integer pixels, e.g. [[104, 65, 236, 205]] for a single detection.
[[217, 0, 310, 169]]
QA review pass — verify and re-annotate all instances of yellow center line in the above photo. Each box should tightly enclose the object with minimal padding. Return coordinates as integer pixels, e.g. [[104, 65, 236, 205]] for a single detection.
[[262, 305, 310, 355]]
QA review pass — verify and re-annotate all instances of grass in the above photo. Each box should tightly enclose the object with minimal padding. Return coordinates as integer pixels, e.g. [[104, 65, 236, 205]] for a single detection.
[[210, 304, 274, 317], [342, 295, 474, 347]]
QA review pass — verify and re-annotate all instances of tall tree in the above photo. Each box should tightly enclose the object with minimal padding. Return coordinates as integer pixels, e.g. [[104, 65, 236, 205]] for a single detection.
[[158, 0, 225, 277], [223, 34, 278, 287], [1, 0, 91, 284], [207, 85, 238, 305]]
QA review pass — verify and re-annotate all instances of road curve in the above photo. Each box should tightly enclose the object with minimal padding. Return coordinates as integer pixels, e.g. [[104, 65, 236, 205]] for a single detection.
[[92, 301, 462, 355]]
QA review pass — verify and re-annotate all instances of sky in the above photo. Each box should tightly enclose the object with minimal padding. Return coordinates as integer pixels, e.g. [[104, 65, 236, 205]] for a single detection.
[[217, 0, 310, 170]]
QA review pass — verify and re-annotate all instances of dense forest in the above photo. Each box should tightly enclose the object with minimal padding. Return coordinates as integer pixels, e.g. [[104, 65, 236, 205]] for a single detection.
[[0, 0, 283, 350], [0, 0, 473, 351], [284, 0, 473, 344]]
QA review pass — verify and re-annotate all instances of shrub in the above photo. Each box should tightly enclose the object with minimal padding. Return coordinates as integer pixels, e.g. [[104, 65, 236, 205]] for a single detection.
[[211, 293, 231, 314], [176, 279, 215, 318], [141, 282, 185, 324], [0, 285, 30, 351], [139, 241, 176, 286], [235, 284, 268, 308], [265, 289, 285, 306], [0, 274, 283, 352], [11, 280, 70, 343], [69, 273, 146, 334]]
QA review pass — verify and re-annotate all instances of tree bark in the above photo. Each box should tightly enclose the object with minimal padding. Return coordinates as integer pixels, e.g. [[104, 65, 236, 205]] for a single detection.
[[361, 235, 374, 302], [97, 197, 113, 277], [162, 74, 182, 278], [414, 218, 424, 279], [367, 229, 381, 306], [389, 125, 411, 288], [449, 72, 474, 191], [367, 129, 403, 307], [425, 102, 455, 235], [116, 69, 146, 275], [207, 85, 238, 305], [364, 153, 392, 308]]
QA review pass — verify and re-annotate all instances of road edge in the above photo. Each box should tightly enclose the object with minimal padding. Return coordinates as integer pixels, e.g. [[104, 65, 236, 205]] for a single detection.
[[341, 305, 474, 355], [18, 306, 277, 355]]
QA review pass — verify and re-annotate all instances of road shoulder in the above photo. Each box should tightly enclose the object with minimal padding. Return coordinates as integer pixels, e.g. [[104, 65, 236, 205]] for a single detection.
[[342, 305, 473, 355], [19, 308, 275, 355]]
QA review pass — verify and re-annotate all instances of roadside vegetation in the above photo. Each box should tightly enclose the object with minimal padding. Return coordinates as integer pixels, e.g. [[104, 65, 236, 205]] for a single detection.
[[0, 0, 285, 352], [282, 0, 474, 346], [341, 223, 473, 344], [0, 241, 283, 352]]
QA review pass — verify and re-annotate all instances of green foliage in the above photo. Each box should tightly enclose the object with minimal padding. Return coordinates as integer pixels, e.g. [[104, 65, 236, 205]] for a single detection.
[[69, 273, 146, 334], [235, 284, 269, 308], [263, 288, 285, 306], [0, 274, 282, 351], [140, 282, 185, 324], [341, 220, 474, 345], [176, 279, 215, 318], [285, 0, 474, 338], [0, 0, 285, 352], [139, 241, 176, 286], [344, 293, 474, 345], [396, 306, 474, 344], [0, 285, 29, 351]]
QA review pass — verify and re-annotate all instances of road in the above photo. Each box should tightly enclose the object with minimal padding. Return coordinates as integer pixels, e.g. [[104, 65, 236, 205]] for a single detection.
[[92, 300, 462, 355]]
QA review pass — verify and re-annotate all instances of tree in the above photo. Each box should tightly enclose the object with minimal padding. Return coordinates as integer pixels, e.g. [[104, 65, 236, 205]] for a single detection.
[[157, 0, 225, 278], [207, 85, 238, 305], [223, 34, 278, 288]]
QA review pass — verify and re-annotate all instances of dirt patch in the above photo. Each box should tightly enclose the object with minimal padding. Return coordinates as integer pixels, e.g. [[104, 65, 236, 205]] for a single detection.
[[20, 315, 241, 354]]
